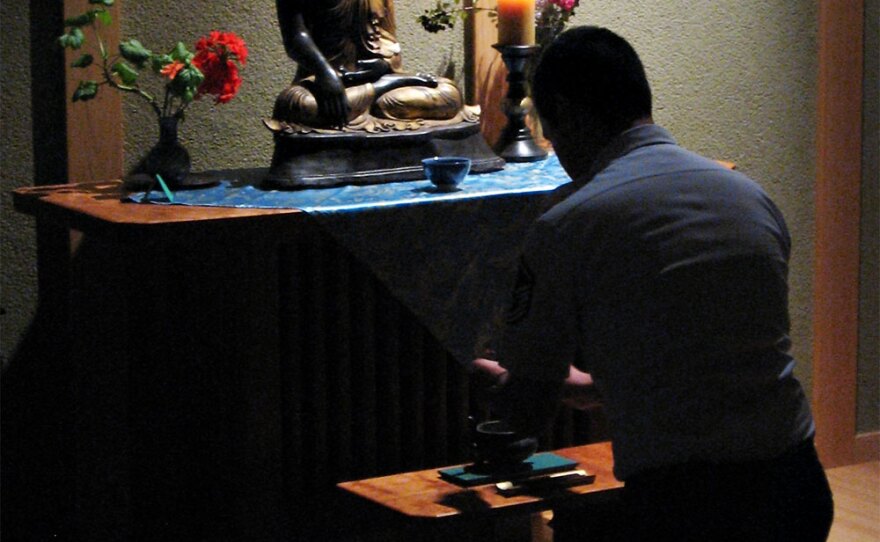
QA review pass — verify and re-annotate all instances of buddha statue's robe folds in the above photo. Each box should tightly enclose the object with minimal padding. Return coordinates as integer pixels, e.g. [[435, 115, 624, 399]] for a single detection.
[[264, 0, 503, 188]]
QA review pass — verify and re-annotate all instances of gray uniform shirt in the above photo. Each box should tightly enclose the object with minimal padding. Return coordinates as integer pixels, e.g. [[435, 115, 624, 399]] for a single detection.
[[499, 124, 815, 480]]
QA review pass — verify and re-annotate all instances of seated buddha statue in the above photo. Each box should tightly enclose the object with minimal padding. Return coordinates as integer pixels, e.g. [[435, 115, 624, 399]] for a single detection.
[[269, 0, 479, 133], [264, 0, 502, 188]]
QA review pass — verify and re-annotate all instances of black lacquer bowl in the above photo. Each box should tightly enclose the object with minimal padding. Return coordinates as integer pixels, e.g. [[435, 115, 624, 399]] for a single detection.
[[472, 420, 538, 471]]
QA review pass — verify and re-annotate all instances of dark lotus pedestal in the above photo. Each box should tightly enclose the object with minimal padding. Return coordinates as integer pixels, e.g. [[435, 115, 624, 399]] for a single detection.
[[266, 123, 505, 189]]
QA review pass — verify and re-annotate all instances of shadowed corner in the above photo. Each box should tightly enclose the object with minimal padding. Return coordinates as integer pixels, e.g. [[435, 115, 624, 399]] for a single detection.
[[437, 489, 493, 514], [502, 483, 586, 502], [412, 185, 464, 194]]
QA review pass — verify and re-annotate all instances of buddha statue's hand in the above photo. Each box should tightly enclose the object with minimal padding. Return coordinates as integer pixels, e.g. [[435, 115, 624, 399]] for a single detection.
[[314, 69, 351, 128], [340, 59, 393, 86], [413, 73, 439, 89]]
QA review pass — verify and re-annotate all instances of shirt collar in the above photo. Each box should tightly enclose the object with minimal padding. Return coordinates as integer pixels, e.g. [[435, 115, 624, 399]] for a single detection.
[[579, 124, 677, 185]]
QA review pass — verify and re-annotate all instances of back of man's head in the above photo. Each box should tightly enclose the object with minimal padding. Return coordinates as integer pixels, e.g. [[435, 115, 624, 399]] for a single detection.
[[533, 26, 652, 137]]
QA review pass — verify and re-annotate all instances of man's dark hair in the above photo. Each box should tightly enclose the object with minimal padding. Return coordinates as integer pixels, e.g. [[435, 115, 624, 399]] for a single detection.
[[532, 26, 652, 136]]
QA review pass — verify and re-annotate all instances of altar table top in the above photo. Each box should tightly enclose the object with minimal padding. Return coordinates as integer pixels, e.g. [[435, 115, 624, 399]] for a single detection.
[[126, 155, 569, 213]]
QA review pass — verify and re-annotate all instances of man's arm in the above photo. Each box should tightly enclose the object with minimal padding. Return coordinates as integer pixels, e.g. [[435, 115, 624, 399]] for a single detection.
[[561, 365, 602, 411], [467, 358, 562, 437], [470, 358, 600, 406], [488, 219, 584, 437], [495, 374, 564, 437]]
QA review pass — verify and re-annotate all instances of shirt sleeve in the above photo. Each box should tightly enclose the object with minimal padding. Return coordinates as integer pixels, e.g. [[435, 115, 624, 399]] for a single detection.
[[498, 219, 577, 382]]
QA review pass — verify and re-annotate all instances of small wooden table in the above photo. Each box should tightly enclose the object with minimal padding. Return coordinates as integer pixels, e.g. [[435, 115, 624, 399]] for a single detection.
[[338, 441, 623, 541]]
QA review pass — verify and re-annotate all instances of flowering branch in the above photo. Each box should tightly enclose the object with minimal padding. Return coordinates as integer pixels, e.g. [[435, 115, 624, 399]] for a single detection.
[[418, 0, 580, 41], [418, 1, 497, 33], [58, 1, 247, 121]]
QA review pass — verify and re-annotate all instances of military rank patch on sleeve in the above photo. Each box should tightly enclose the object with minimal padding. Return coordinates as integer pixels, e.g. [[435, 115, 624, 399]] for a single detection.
[[505, 256, 536, 324]]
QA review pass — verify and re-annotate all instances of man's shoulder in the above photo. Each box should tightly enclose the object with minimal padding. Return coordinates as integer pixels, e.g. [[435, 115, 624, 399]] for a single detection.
[[545, 144, 760, 226], [603, 141, 736, 188]]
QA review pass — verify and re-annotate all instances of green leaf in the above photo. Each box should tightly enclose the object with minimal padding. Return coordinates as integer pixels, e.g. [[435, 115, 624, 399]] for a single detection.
[[73, 80, 99, 101], [174, 64, 205, 88], [68, 27, 85, 49], [120, 39, 151, 67], [169, 64, 204, 101], [150, 53, 173, 73], [71, 53, 94, 68], [59, 28, 86, 50], [95, 9, 112, 25], [89, 0, 115, 5], [64, 12, 95, 27], [112, 61, 139, 85], [170, 42, 192, 62]]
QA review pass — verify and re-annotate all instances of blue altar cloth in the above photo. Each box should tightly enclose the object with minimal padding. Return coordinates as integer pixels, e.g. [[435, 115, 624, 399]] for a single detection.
[[129, 156, 573, 364], [131, 156, 568, 212]]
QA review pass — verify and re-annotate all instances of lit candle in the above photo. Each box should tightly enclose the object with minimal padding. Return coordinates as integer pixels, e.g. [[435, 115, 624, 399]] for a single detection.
[[496, 0, 535, 45]]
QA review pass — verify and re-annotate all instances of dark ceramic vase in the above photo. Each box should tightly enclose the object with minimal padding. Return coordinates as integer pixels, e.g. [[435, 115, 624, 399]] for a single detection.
[[141, 116, 191, 189]]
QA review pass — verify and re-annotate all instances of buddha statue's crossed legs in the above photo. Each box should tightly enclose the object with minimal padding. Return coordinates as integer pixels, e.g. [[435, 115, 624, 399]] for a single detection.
[[274, 72, 466, 129]]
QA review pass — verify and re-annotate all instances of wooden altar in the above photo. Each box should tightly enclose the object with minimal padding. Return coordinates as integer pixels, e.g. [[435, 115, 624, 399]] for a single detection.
[[9, 180, 605, 541]]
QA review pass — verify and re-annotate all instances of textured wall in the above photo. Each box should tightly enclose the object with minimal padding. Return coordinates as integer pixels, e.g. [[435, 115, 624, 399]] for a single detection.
[[120, 1, 466, 173], [572, 1, 818, 394], [0, 2, 38, 365], [119, 0, 818, 391], [3, 1, 820, 397]]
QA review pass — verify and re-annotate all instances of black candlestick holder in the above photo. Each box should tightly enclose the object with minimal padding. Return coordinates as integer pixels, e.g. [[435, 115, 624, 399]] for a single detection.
[[492, 44, 548, 162]]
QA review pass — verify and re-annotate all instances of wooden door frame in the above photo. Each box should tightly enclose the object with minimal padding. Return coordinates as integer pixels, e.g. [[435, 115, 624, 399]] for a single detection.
[[63, 0, 123, 183], [812, 0, 878, 467]]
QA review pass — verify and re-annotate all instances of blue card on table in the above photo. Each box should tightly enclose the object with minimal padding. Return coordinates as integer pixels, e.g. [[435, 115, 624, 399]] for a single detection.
[[439, 452, 578, 487]]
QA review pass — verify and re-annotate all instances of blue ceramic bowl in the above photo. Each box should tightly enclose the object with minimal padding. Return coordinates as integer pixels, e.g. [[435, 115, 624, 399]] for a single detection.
[[422, 156, 471, 191]]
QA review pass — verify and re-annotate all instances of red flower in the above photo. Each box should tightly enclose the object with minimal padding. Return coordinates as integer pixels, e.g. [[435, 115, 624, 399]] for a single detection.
[[197, 59, 242, 104], [160, 60, 185, 80], [192, 31, 247, 104]]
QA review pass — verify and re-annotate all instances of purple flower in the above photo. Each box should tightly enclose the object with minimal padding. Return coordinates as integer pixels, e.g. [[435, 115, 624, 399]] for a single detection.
[[553, 0, 578, 10], [541, 0, 578, 13]]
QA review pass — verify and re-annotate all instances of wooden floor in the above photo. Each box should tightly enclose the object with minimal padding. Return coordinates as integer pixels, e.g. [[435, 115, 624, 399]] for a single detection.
[[826, 461, 880, 542], [532, 461, 879, 542]]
